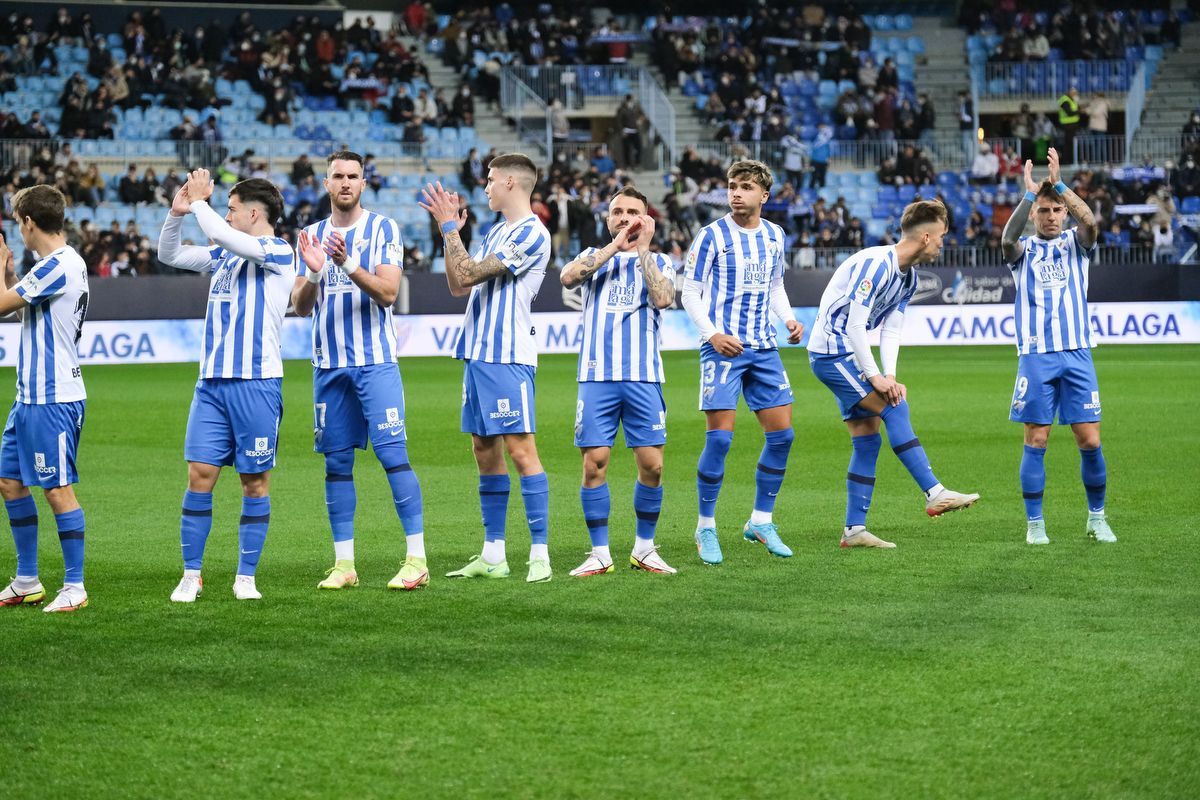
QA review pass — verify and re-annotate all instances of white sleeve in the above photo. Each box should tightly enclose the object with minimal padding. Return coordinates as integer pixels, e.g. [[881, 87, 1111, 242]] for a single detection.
[[157, 213, 213, 273], [682, 277, 718, 342], [191, 200, 268, 263], [879, 310, 905, 377], [846, 301, 881, 379], [768, 274, 796, 323]]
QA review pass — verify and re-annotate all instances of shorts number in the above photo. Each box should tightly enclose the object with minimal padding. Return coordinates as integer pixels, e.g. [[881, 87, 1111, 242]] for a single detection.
[[1014, 376, 1028, 399], [703, 360, 732, 385], [314, 402, 327, 430]]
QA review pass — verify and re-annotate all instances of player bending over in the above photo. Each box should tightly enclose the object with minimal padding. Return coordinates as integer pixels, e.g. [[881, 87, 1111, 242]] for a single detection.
[[158, 170, 296, 601], [807, 199, 979, 548], [1001, 148, 1115, 545], [559, 187, 677, 576]]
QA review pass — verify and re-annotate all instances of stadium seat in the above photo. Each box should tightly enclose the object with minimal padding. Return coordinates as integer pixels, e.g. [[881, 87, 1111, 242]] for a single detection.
[[1182, 197, 1200, 214]]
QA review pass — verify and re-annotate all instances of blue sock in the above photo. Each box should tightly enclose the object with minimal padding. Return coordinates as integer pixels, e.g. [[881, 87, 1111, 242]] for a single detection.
[[521, 473, 550, 546], [324, 449, 356, 544], [881, 401, 938, 492], [180, 490, 213, 571], [580, 484, 610, 548], [846, 433, 882, 528], [237, 496, 270, 577], [697, 429, 733, 518], [1021, 445, 1047, 521], [6, 495, 39, 577], [378, 442, 424, 534], [479, 474, 510, 542], [754, 428, 794, 513], [633, 481, 663, 543], [55, 508, 85, 585], [1080, 446, 1106, 513]]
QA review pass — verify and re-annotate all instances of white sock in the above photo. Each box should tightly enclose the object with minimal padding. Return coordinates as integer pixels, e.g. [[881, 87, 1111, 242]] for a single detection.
[[482, 538, 506, 564], [406, 533, 426, 560], [334, 538, 355, 562], [843, 525, 865, 536], [632, 538, 655, 556], [697, 516, 716, 530], [15, 574, 40, 586], [65, 582, 85, 591], [924, 482, 945, 501], [592, 545, 612, 563], [529, 543, 549, 563], [750, 509, 772, 525], [183, 568, 201, 579], [1088, 509, 1106, 518]]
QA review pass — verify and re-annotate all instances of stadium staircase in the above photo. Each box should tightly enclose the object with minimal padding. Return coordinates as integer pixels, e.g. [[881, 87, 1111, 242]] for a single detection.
[[418, 46, 525, 160], [630, 52, 715, 157], [909, 17, 969, 140], [1130, 19, 1200, 159]]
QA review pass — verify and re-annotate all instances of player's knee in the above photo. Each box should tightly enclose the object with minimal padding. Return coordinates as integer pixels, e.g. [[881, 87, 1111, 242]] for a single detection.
[[187, 462, 220, 491], [240, 473, 269, 498], [375, 441, 410, 472], [324, 448, 355, 477], [1024, 426, 1050, 448], [0, 477, 27, 501], [43, 485, 78, 514], [766, 427, 795, 449], [704, 428, 734, 457], [582, 452, 609, 483], [637, 461, 663, 486]]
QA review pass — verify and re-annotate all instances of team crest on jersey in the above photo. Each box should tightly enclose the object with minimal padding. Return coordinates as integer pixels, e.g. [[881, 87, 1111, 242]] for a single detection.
[[855, 278, 873, 301]]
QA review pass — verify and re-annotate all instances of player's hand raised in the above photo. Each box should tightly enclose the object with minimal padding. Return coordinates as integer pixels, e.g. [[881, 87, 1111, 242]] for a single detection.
[[0, 232, 12, 276], [709, 332, 744, 357], [613, 218, 640, 248], [297, 230, 326, 275], [323, 231, 347, 267], [169, 185, 192, 217], [1047, 148, 1061, 186], [418, 182, 462, 228], [634, 214, 655, 250], [784, 319, 804, 345], [1023, 159, 1038, 194], [185, 169, 214, 203]]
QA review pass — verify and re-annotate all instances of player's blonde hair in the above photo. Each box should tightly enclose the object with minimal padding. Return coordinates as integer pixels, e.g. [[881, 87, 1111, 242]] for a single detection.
[[899, 200, 948, 234]]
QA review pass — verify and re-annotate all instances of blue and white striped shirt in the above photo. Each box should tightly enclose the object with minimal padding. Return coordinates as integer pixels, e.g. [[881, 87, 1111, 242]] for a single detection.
[[685, 214, 788, 349], [577, 249, 674, 383], [303, 212, 404, 369], [807, 246, 916, 356], [14, 246, 88, 404], [201, 237, 296, 379], [1009, 230, 1093, 354], [454, 213, 550, 366]]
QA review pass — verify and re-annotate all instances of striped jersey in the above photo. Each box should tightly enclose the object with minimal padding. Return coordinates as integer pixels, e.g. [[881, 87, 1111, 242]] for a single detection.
[[807, 246, 916, 356], [302, 211, 404, 369], [200, 237, 296, 379], [454, 213, 549, 366], [13, 245, 88, 404], [685, 214, 788, 349], [1009, 230, 1093, 354], [577, 249, 675, 383]]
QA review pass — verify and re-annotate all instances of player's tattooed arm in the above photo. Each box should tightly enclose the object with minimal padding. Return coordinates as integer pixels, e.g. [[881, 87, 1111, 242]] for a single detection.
[[444, 230, 508, 295], [1059, 189, 1099, 250], [560, 241, 618, 288], [1002, 158, 1037, 263], [639, 251, 675, 308]]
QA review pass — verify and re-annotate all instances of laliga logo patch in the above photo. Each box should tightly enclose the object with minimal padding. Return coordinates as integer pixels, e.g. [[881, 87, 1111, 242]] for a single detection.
[[245, 437, 274, 459], [377, 406, 406, 434], [489, 397, 521, 420], [34, 452, 57, 476], [855, 278, 873, 301]]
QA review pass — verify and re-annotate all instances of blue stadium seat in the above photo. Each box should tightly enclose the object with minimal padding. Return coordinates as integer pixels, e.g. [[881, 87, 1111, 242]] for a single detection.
[[894, 14, 913, 31], [897, 185, 917, 202], [1182, 197, 1200, 214]]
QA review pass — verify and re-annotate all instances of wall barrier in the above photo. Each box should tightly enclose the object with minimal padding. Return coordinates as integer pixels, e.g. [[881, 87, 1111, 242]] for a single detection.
[[2, 302, 1195, 368]]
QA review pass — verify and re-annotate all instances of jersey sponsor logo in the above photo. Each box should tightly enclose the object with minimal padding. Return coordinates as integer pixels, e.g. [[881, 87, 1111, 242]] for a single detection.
[[376, 406, 406, 435], [323, 267, 354, 292], [210, 265, 235, 300], [33, 452, 57, 477], [743, 259, 770, 288], [244, 436, 274, 459], [501, 241, 527, 266], [1033, 248, 1068, 288], [606, 281, 637, 309], [651, 410, 666, 433], [1083, 391, 1101, 412], [854, 278, 873, 301], [489, 397, 522, 420]]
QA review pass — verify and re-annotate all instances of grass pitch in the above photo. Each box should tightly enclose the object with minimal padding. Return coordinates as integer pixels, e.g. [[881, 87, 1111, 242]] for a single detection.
[[2, 345, 1198, 798]]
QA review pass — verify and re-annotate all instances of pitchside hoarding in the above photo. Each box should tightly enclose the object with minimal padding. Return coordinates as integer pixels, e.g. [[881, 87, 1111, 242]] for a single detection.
[[1, 302, 1196, 366]]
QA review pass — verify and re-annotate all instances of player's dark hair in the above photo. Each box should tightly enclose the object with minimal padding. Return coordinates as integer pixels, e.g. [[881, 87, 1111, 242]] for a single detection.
[[726, 159, 773, 191], [488, 153, 538, 190], [899, 199, 948, 234], [11, 185, 65, 234], [1035, 180, 1061, 203], [609, 186, 648, 211], [230, 178, 284, 225], [326, 150, 364, 170]]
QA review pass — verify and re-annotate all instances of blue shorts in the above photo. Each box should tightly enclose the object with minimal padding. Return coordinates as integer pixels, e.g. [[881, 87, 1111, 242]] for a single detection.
[[313, 363, 408, 453], [575, 381, 667, 448], [1010, 349, 1101, 425], [461, 361, 537, 436], [809, 353, 880, 421], [698, 344, 793, 412], [0, 400, 85, 489], [185, 378, 283, 474]]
